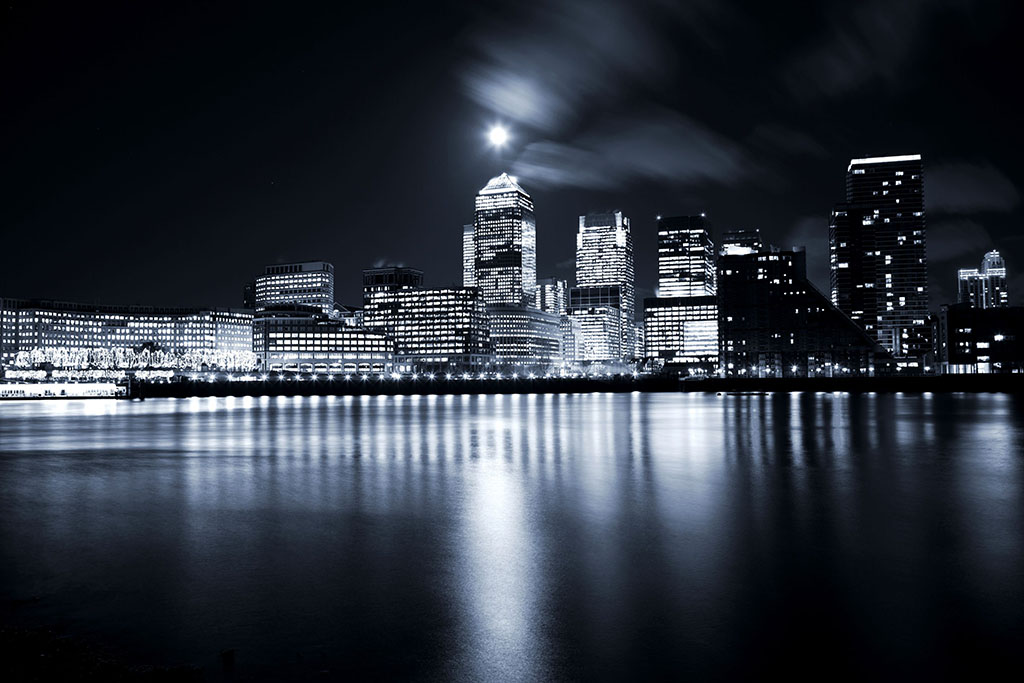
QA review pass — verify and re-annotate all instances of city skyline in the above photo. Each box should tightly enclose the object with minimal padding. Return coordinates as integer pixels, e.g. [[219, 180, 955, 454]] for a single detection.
[[3, 2, 1022, 311]]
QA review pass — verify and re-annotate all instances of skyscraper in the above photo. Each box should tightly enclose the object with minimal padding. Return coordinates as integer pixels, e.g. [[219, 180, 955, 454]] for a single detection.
[[574, 211, 635, 357], [958, 250, 1009, 308], [474, 173, 536, 308], [657, 215, 716, 297], [462, 224, 476, 288], [830, 154, 929, 367]]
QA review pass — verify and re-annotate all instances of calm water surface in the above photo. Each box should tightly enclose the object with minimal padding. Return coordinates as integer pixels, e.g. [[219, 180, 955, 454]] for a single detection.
[[1, 392, 1023, 680]]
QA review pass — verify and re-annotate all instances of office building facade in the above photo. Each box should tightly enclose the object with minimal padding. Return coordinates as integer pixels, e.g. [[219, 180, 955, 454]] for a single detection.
[[474, 173, 537, 308], [643, 296, 718, 373], [576, 211, 635, 356], [363, 285, 493, 373], [254, 261, 335, 315], [0, 297, 252, 370], [568, 285, 624, 361], [657, 215, 716, 297], [486, 305, 561, 369], [253, 308, 393, 374], [462, 224, 476, 288], [958, 250, 1009, 308], [830, 155, 929, 368]]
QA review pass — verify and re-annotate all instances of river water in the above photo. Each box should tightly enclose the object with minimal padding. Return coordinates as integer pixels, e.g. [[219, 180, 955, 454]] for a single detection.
[[1, 392, 1022, 680]]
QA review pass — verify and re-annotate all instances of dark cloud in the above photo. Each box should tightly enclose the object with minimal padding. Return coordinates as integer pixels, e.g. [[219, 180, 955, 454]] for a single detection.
[[926, 218, 995, 263], [782, 0, 970, 100], [462, 0, 674, 133], [512, 109, 750, 190], [748, 124, 827, 159], [928, 162, 1020, 213]]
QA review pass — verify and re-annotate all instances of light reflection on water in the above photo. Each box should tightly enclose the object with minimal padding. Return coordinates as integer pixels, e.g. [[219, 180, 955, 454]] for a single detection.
[[1, 392, 1023, 680]]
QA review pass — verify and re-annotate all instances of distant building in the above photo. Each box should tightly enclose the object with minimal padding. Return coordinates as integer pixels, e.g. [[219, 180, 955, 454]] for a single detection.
[[935, 303, 1024, 373], [0, 297, 252, 369], [569, 285, 624, 361], [576, 211, 635, 355], [242, 281, 256, 309], [720, 229, 764, 256], [253, 307, 392, 374], [486, 305, 561, 370], [657, 215, 716, 297], [830, 154, 929, 369], [537, 277, 567, 316], [958, 250, 1009, 308], [462, 224, 476, 288], [474, 173, 537, 308], [643, 296, 718, 374], [559, 315, 584, 370], [362, 266, 425, 294], [254, 261, 335, 315], [718, 246, 891, 377]]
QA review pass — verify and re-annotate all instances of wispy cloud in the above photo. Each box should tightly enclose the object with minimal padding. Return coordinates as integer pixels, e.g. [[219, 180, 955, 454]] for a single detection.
[[511, 108, 750, 190], [461, 0, 749, 190], [782, 0, 970, 100], [928, 162, 1020, 214], [926, 218, 995, 263]]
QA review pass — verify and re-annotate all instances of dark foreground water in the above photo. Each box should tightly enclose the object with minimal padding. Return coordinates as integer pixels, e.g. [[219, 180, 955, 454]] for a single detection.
[[1, 392, 1023, 681]]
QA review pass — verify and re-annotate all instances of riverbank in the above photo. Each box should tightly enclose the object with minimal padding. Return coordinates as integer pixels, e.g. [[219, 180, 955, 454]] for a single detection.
[[124, 373, 1022, 399]]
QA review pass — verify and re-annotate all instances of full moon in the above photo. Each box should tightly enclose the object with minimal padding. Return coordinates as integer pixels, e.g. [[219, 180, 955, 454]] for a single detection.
[[488, 125, 508, 147]]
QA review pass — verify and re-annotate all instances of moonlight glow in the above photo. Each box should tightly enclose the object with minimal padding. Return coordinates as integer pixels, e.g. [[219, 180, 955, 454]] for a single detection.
[[488, 125, 508, 147]]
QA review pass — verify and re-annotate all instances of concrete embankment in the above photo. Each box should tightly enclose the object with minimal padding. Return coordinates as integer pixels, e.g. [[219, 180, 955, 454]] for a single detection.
[[126, 373, 1022, 399]]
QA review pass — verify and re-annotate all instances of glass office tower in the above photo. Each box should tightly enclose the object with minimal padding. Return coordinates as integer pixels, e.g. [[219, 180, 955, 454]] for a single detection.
[[474, 173, 537, 308], [830, 154, 929, 368]]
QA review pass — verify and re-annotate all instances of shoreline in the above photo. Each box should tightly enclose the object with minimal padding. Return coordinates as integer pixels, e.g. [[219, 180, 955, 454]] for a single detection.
[[121, 373, 1023, 399]]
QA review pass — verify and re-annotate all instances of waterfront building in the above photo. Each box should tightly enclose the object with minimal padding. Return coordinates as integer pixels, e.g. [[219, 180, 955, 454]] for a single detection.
[[657, 215, 715, 297], [718, 245, 891, 377], [830, 154, 929, 369], [485, 305, 561, 370], [576, 212, 635, 356], [474, 173, 537, 308], [537, 277, 567, 316], [643, 296, 718, 374], [934, 302, 1024, 374], [0, 297, 252, 369], [253, 307, 392, 374], [362, 281, 493, 373], [254, 261, 335, 315], [568, 285, 624, 361], [958, 250, 1009, 308], [462, 224, 476, 288]]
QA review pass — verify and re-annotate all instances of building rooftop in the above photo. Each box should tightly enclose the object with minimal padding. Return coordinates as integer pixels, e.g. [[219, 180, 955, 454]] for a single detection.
[[479, 172, 527, 196]]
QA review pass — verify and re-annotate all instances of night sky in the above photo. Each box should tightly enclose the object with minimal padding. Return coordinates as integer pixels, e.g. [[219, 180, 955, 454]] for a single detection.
[[3, 0, 1021, 311]]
